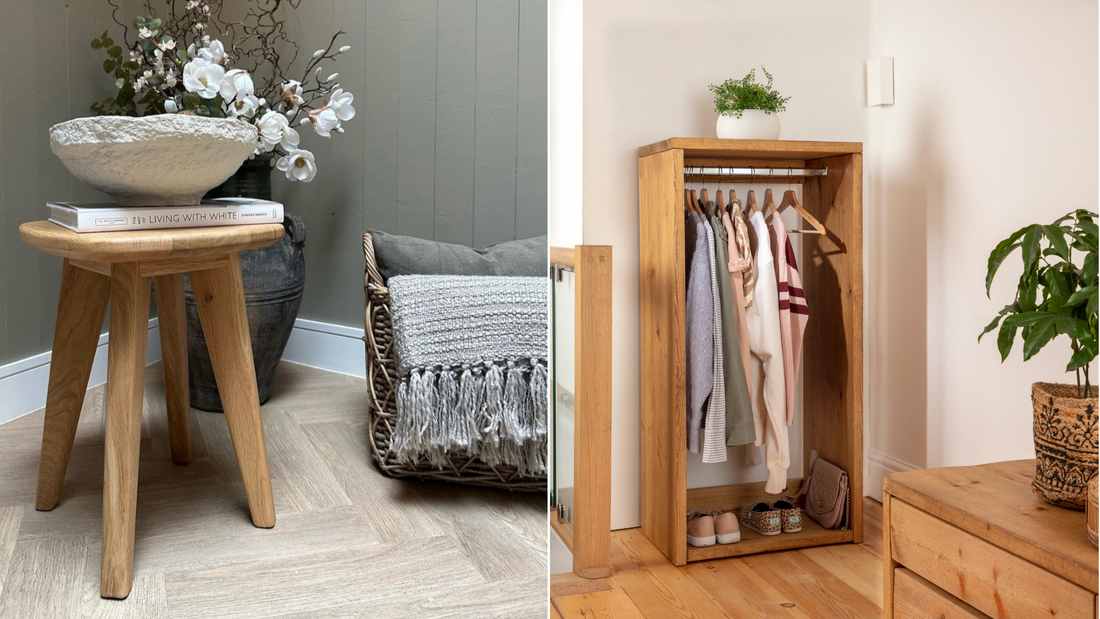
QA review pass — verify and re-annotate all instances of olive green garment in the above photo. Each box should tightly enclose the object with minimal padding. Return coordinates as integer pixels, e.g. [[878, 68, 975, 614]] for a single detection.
[[705, 203, 755, 446]]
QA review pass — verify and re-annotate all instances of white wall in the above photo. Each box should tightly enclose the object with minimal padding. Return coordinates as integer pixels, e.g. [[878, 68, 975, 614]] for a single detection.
[[582, 0, 870, 529], [865, 0, 1099, 496], [548, 0, 584, 248]]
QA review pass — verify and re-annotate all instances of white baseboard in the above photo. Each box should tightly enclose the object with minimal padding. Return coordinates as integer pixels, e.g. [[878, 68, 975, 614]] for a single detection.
[[866, 448, 920, 501], [0, 317, 365, 426], [282, 318, 365, 378], [0, 319, 162, 427]]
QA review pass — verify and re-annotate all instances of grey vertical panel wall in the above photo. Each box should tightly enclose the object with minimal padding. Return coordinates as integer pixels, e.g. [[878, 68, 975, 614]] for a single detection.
[[0, 0, 547, 366]]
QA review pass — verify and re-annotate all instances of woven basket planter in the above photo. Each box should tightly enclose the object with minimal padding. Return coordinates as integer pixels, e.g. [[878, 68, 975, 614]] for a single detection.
[[1087, 476, 1098, 547], [1031, 382, 1099, 510], [362, 233, 546, 492]]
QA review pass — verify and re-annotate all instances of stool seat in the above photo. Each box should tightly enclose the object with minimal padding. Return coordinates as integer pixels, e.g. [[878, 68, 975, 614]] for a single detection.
[[20, 220, 284, 262], [22, 221, 282, 600]]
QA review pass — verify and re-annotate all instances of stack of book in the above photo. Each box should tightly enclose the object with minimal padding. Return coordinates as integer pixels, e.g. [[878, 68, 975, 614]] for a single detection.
[[48, 197, 284, 233]]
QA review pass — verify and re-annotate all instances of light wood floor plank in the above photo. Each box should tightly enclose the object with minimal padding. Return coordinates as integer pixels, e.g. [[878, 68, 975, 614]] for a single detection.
[[681, 558, 815, 618], [273, 574, 548, 619], [163, 537, 485, 619], [194, 406, 351, 513], [799, 543, 883, 607], [299, 420, 443, 542], [0, 506, 24, 598], [609, 528, 732, 618], [81, 572, 168, 619], [739, 550, 882, 619], [0, 536, 89, 618], [553, 588, 646, 619], [550, 571, 614, 597], [862, 508, 884, 559]]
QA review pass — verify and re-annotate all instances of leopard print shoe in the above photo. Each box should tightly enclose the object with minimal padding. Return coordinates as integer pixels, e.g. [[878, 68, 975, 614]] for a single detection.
[[739, 502, 781, 536], [770, 500, 803, 533]]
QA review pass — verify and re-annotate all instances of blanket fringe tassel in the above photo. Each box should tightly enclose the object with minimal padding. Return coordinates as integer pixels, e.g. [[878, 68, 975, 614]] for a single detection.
[[393, 360, 548, 476]]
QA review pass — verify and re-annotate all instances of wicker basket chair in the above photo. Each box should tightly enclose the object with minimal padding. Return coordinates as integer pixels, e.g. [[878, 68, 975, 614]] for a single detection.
[[362, 233, 547, 492]]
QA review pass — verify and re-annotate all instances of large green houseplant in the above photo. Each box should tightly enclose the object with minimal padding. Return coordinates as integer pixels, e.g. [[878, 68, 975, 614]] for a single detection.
[[980, 208, 1098, 509]]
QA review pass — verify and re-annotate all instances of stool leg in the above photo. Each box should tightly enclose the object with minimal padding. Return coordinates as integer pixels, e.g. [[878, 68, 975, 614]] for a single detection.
[[36, 259, 110, 511], [101, 263, 150, 600], [155, 273, 191, 465], [190, 254, 276, 529]]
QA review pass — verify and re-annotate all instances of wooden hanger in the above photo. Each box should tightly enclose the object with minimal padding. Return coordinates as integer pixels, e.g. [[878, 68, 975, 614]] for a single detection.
[[762, 188, 777, 216], [778, 188, 826, 234], [778, 169, 826, 234]]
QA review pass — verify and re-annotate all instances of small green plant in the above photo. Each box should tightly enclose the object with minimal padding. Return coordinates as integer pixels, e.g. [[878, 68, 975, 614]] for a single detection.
[[708, 67, 791, 118], [979, 209, 1098, 396]]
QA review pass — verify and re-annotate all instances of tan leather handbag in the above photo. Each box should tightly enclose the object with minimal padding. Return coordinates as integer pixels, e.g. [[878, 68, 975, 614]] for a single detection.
[[789, 449, 849, 530]]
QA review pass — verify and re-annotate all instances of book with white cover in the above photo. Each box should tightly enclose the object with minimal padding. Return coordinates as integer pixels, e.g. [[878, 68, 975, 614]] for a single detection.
[[48, 197, 284, 233]]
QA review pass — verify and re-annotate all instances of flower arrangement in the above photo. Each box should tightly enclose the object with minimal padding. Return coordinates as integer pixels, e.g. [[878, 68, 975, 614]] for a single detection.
[[979, 209, 1098, 396], [89, 0, 355, 183], [708, 67, 791, 118]]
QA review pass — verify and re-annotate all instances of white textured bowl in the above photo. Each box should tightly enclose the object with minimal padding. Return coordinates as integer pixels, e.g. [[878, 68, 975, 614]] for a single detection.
[[50, 115, 258, 206]]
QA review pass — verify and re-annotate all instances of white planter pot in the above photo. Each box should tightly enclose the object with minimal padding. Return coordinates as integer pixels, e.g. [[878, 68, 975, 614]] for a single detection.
[[715, 110, 781, 140], [50, 115, 258, 206]]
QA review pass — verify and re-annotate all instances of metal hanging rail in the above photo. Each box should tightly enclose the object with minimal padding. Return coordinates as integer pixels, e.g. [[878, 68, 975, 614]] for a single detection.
[[682, 166, 827, 178]]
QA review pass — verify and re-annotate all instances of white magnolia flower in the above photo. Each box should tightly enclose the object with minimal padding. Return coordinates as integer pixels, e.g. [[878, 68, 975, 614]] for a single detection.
[[280, 80, 304, 108], [193, 22, 205, 31], [186, 0, 199, 9], [163, 39, 176, 50], [166, 74, 178, 88], [312, 49, 325, 59], [198, 39, 225, 64], [165, 99, 179, 113], [309, 107, 339, 137], [129, 50, 141, 61], [277, 148, 317, 182], [134, 77, 146, 90], [327, 88, 355, 121], [256, 110, 300, 152], [219, 68, 254, 101], [325, 72, 339, 82], [182, 58, 225, 99], [338, 45, 351, 53], [139, 27, 153, 38], [228, 94, 260, 119]]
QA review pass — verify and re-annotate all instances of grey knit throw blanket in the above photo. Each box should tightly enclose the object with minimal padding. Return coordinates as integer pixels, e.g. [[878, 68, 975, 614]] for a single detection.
[[388, 275, 548, 476]]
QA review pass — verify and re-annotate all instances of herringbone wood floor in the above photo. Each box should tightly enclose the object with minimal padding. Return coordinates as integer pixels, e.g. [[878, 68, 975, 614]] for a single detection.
[[0, 362, 547, 618]]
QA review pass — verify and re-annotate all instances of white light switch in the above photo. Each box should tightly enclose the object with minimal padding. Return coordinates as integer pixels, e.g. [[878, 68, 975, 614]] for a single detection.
[[867, 57, 894, 106]]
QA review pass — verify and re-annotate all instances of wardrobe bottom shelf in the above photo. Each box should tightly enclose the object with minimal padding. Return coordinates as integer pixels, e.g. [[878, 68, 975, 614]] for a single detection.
[[685, 517, 853, 562]]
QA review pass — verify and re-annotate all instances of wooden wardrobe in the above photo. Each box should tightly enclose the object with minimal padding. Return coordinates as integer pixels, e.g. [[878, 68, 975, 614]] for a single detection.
[[637, 138, 863, 565]]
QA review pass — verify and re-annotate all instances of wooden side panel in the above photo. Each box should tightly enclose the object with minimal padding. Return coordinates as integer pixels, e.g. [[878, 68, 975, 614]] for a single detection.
[[637, 149, 687, 566], [883, 492, 898, 619], [893, 569, 984, 619], [573, 246, 613, 579], [891, 499, 1094, 619], [802, 153, 863, 544]]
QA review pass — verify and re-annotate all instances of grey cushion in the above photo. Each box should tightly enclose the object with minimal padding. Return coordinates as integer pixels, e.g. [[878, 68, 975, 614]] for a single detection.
[[368, 230, 547, 281]]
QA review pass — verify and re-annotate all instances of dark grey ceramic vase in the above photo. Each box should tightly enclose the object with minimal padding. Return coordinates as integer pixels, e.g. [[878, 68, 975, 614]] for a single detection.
[[186, 154, 306, 412]]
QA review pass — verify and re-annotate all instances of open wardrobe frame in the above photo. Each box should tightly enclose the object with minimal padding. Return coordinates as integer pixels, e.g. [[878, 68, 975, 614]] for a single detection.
[[637, 138, 863, 565]]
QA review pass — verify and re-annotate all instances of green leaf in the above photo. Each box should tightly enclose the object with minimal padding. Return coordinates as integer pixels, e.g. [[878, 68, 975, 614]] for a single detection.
[[123, 61, 139, 71], [102, 58, 115, 73], [176, 49, 188, 63], [183, 92, 201, 110], [997, 321, 1017, 362], [979, 314, 1004, 342], [1021, 225, 1042, 275], [1018, 271, 1038, 311], [1088, 292, 1098, 319], [1003, 311, 1050, 328], [102, 37, 113, 47], [133, 16, 145, 28], [985, 226, 1028, 296], [1067, 346, 1097, 372], [90, 38, 103, 49], [1042, 225, 1071, 262], [108, 45, 122, 58], [1022, 315, 1058, 361], [1066, 286, 1097, 307], [1083, 252, 1098, 287], [1044, 268, 1070, 301]]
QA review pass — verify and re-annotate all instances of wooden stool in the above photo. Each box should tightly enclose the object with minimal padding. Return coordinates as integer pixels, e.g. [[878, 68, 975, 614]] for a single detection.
[[19, 221, 285, 599]]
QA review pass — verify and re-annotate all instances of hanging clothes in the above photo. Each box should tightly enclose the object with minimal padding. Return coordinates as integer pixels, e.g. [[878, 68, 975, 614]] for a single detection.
[[732, 208, 756, 307], [747, 210, 789, 494], [699, 213, 727, 464], [786, 236, 809, 421], [685, 211, 713, 454], [769, 214, 796, 427], [725, 209, 754, 407], [704, 202, 754, 448]]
